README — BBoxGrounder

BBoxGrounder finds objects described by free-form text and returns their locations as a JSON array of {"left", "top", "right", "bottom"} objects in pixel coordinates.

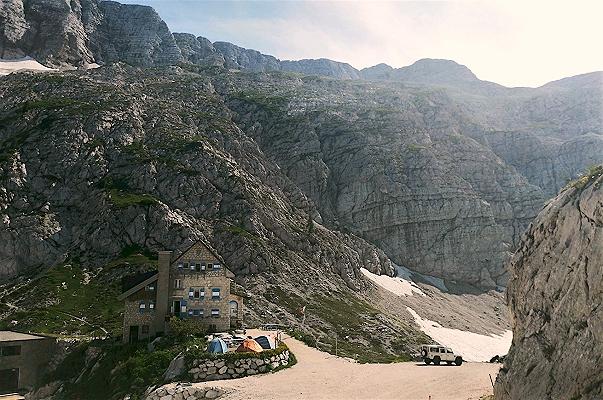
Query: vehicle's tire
[
  {"left": 446, "top": 361, "right": 453, "bottom": 365},
  {"left": 433, "top": 356, "right": 441, "bottom": 365},
  {"left": 455, "top": 356, "right": 463, "bottom": 366},
  {"left": 421, "top": 349, "right": 428, "bottom": 358},
  {"left": 424, "top": 358, "right": 432, "bottom": 365}
]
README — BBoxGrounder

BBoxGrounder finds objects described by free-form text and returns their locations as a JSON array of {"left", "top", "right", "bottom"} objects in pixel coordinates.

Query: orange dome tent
[{"left": 235, "top": 338, "right": 263, "bottom": 353}]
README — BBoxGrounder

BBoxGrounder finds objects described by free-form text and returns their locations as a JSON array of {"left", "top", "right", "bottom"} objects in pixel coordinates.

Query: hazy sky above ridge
[{"left": 118, "top": 0, "right": 603, "bottom": 88}]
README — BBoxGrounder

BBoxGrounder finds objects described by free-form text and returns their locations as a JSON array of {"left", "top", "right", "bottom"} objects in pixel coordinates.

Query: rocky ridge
[
  {"left": 0, "top": 0, "right": 601, "bottom": 288},
  {"left": 494, "top": 166, "right": 603, "bottom": 400}
]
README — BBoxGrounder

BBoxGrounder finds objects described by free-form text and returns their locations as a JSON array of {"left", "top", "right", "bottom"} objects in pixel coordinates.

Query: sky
[{"left": 118, "top": 0, "right": 603, "bottom": 88}]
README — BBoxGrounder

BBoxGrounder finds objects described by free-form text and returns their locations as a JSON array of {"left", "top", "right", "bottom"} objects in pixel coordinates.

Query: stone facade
[
  {"left": 121, "top": 242, "right": 243, "bottom": 342},
  {"left": 0, "top": 331, "right": 55, "bottom": 393},
  {"left": 122, "top": 281, "right": 159, "bottom": 343}
]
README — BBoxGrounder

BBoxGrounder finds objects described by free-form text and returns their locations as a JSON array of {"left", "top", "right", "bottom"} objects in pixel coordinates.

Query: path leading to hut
[{"left": 179, "top": 330, "right": 502, "bottom": 400}]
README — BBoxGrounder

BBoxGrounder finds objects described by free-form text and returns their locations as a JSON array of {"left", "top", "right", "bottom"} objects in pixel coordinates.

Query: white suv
[{"left": 420, "top": 345, "right": 463, "bottom": 366}]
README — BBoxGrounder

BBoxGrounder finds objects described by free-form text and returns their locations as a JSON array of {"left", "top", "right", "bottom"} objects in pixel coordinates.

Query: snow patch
[
  {"left": 406, "top": 307, "right": 512, "bottom": 362},
  {"left": 360, "top": 268, "right": 425, "bottom": 297},
  {"left": 0, "top": 57, "right": 55, "bottom": 75}
]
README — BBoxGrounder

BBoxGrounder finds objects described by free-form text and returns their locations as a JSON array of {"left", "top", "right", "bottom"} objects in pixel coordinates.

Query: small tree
[
  {"left": 168, "top": 317, "right": 207, "bottom": 339},
  {"left": 306, "top": 214, "right": 315, "bottom": 235}
]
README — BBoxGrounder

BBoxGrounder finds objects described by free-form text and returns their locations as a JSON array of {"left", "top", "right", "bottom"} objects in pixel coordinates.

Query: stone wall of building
[
  {"left": 170, "top": 272, "right": 238, "bottom": 331},
  {"left": 123, "top": 298, "right": 158, "bottom": 342},
  {"left": 1, "top": 336, "right": 55, "bottom": 391}
]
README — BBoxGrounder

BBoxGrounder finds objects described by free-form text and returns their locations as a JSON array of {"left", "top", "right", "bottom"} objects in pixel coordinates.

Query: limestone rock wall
[{"left": 494, "top": 169, "right": 603, "bottom": 400}]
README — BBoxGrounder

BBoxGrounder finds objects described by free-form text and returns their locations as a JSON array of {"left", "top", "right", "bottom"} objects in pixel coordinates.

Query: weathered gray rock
[
  {"left": 163, "top": 353, "right": 185, "bottom": 381},
  {"left": 91, "top": 0, "right": 182, "bottom": 66},
  {"left": 173, "top": 33, "right": 223, "bottom": 66},
  {"left": 281, "top": 58, "right": 360, "bottom": 79},
  {"left": 494, "top": 168, "right": 603, "bottom": 400}
]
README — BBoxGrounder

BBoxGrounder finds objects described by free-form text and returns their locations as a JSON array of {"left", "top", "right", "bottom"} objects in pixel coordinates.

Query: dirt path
[{"left": 187, "top": 330, "right": 502, "bottom": 400}]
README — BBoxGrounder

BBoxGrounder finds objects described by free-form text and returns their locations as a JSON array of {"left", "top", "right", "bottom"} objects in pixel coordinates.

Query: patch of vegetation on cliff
[
  {"left": 108, "top": 189, "right": 159, "bottom": 208},
  {"left": 570, "top": 164, "right": 603, "bottom": 190},
  {"left": 99, "top": 176, "right": 159, "bottom": 208},
  {"left": 0, "top": 264, "right": 123, "bottom": 336},
  {"left": 286, "top": 290, "right": 416, "bottom": 363},
  {"left": 232, "top": 90, "right": 288, "bottom": 113},
  {"left": 0, "top": 253, "right": 157, "bottom": 337}
]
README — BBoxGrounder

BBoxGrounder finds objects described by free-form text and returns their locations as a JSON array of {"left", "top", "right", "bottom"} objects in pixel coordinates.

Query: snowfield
[
  {"left": 407, "top": 307, "right": 512, "bottom": 362},
  {"left": 361, "top": 265, "right": 512, "bottom": 362},
  {"left": 360, "top": 267, "right": 425, "bottom": 296},
  {"left": 0, "top": 57, "right": 55, "bottom": 75}
]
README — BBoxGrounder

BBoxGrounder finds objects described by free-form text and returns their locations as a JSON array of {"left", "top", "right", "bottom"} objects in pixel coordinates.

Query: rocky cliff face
[
  {"left": 281, "top": 58, "right": 360, "bottom": 79},
  {"left": 494, "top": 166, "right": 603, "bottom": 400},
  {"left": 220, "top": 73, "right": 544, "bottom": 287},
  {"left": 0, "top": 0, "right": 182, "bottom": 67},
  {"left": 0, "top": 0, "right": 96, "bottom": 65},
  {"left": 173, "top": 33, "right": 224, "bottom": 66},
  {"left": 0, "top": 0, "right": 601, "bottom": 289},
  {"left": 90, "top": 0, "right": 182, "bottom": 66}
]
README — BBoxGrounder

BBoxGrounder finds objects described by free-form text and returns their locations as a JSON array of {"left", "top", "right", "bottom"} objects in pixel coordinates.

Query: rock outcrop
[
  {"left": 281, "top": 58, "right": 360, "bottom": 79},
  {"left": 90, "top": 0, "right": 182, "bottom": 66},
  {"left": 212, "top": 41, "right": 281, "bottom": 72},
  {"left": 494, "top": 167, "right": 603, "bottom": 400},
  {"left": 173, "top": 33, "right": 224, "bottom": 66},
  {"left": 0, "top": 0, "right": 182, "bottom": 67}
]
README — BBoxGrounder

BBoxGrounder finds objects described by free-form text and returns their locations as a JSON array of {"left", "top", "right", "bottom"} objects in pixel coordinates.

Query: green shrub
[{"left": 168, "top": 316, "right": 208, "bottom": 338}]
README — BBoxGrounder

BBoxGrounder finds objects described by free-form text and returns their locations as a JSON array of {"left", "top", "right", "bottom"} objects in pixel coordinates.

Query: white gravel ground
[{"left": 186, "top": 330, "right": 502, "bottom": 400}]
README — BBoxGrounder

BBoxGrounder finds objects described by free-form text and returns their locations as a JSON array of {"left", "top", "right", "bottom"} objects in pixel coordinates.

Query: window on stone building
[
  {"left": 207, "top": 263, "right": 213, "bottom": 270},
  {"left": 177, "top": 262, "right": 183, "bottom": 269},
  {"left": 213, "top": 264, "right": 221, "bottom": 270},
  {"left": 212, "top": 288, "right": 221, "bottom": 299},
  {"left": 211, "top": 309, "right": 220, "bottom": 317},
  {"left": 195, "top": 263, "right": 204, "bottom": 272},
  {"left": 149, "top": 301, "right": 155, "bottom": 310},
  {"left": 145, "top": 283, "right": 155, "bottom": 291},
  {"left": 174, "top": 279, "right": 182, "bottom": 289},
  {"left": 190, "top": 262, "right": 196, "bottom": 271},
  {"left": 139, "top": 301, "right": 146, "bottom": 312},
  {"left": 0, "top": 345, "right": 21, "bottom": 356}
]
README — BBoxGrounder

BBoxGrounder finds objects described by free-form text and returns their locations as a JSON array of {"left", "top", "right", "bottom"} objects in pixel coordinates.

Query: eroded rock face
[
  {"left": 0, "top": 66, "right": 393, "bottom": 285},
  {"left": 213, "top": 41, "right": 281, "bottom": 72},
  {"left": 0, "top": 0, "right": 182, "bottom": 67},
  {"left": 173, "top": 33, "right": 224, "bottom": 66},
  {"left": 281, "top": 58, "right": 360, "bottom": 79},
  {"left": 92, "top": 0, "right": 182, "bottom": 66},
  {"left": 494, "top": 169, "right": 603, "bottom": 400},
  {"left": 0, "top": 0, "right": 96, "bottom": 65}
]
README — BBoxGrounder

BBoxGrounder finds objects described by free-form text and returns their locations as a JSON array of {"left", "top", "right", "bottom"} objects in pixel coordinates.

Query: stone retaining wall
[
  {"left": 187, "top": 349, "right": 291, "bottom": 381},
  {"left": 146, "top": 384, "right": 225, "bottom": 400}
]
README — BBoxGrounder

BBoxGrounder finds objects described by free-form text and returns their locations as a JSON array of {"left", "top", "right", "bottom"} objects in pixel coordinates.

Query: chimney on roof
[{"left": 155, "top": 250, "right": 172, "bottom": 333}]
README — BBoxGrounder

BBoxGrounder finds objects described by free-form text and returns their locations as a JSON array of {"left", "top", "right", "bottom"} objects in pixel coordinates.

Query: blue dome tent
[{"left": 207, "top": 337, "right": 228, "bottom": 354}]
